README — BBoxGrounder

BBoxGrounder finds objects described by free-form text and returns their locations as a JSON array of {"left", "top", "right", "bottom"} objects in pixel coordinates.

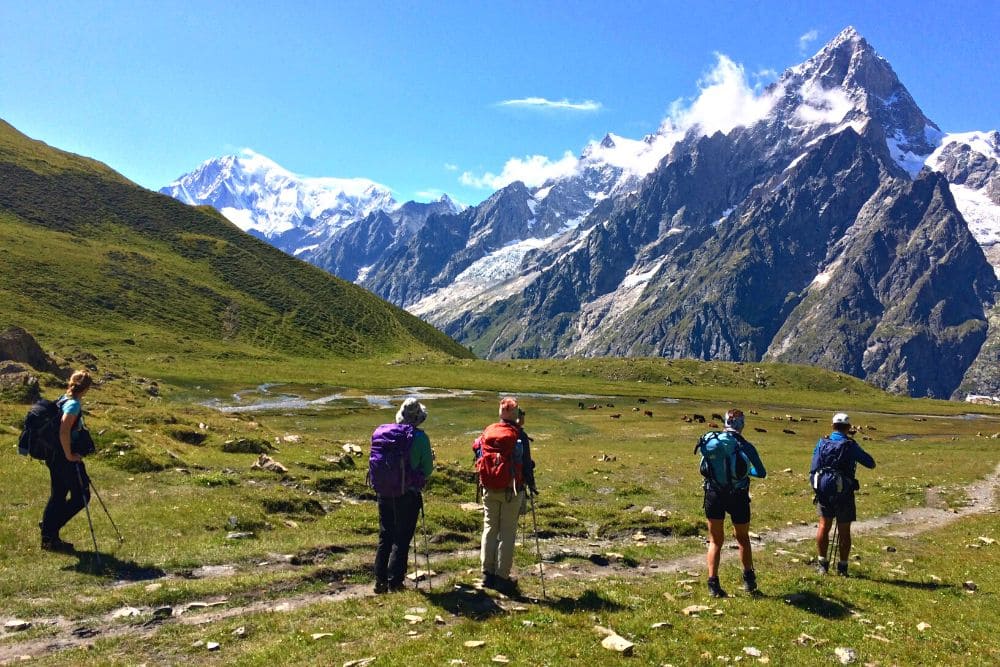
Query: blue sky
[{"left": 2, "top": 0, "right": 998, "bottom": 205}]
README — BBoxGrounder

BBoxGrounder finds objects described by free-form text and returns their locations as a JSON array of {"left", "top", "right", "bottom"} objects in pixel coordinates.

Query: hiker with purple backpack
[{"left": 369, "top": 398, "right": 434, "bottom": 593}]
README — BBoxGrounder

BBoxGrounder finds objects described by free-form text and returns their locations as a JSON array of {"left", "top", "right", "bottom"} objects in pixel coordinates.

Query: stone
[
  {"left": 232, "top": 626, "right": 246, "bottom": 637},
  {"left": 144, "top": 583, "right": 162, "bottom": 592},
  {"left": 834, "top": 647, "right": 857, "bottom": 664},
  {"left": 464, "top": 640, "right": 486, "bottom": 648},
  {"left": 4, "top": 619, "right": 31, "bottom": 632},
  {"left": 311, "top": 633, "right": 334, "bottom": 640},
  {"left": 651, "top": 621, "right": 672, "bottom": 629},
  {"left": 916, "top": 622, "right": 931, "bottom": 632},
  {"left": 492, "top": 656, "right": 511, "bottom": 663},
  {"left": 744, "top": 647, "right": 762, "bottom": 657},
  {"left": 883, "top": 546, "right": 897, "bottom": 552},
  {"left": 111, "top": 607, "right": 143, "bottom": 619},
  {"left": 601, "top": 634, "right": 635, "bottom": 655},
  {"left": 226, "top": 531, "right": 255, "bottom": 540},
  {"left": 978, "top": 536, "right": 996, "bottom": 545},
  {"left": 682, "top": 605, "right": 712, "bottom": 616},
  {"left": 963, "top": 581, "right": 978, "bottom": 591},
  {"left": 343, "top": 659, "right": 376, "bottom": 667},
  {"left": 403, "top": 615, "right": 424, "bottom": 624},
  {"left": 460, "top": 502, "right": 482, "bottom": 512},
  {"left": 251, "top": 454, "right": 288, "bottom": 474},
  {"left": 152, "top": 606, "right": 173, "bottom": 619},
  {"left": 206, "top": 642, "right": 220, "bottom": 651},
  {"left": 406, "top": 569, "right": 436, "bottom": 581},
  {"left": 342, "top": 443, "right": 363, "bottom": 456}
]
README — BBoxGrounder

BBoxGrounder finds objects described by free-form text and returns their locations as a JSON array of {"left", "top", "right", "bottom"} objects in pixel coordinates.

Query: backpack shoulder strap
[{"left": 694, "top": 431, "right": 719, "bottom": 454}]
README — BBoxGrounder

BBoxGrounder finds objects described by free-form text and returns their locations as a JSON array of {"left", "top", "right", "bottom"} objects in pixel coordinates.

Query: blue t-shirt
[{"left": 61, "top": 395, "right": 84, "bottom": 440}]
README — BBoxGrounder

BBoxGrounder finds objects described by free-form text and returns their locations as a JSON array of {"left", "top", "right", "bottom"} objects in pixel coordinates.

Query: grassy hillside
[{"left": 0, "top": 119, "right": 472, "bottom": 360}]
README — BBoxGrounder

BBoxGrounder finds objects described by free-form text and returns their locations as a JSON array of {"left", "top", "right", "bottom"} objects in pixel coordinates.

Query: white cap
[{"left": 832, "top": 412, "right": 850, "bottom": 425}]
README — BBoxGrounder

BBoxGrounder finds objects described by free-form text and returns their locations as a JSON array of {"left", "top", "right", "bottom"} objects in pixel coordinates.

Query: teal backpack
[{"left": 694, "top": 431, "right": 749, "bottom": 488}]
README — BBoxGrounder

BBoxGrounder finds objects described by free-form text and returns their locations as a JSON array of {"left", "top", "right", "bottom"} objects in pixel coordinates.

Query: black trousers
[
  {"left": 374, "top": 491, "right": 422, "bottom": 586},
  {"left": 41, "top": 455, "right": 90, "bottom": 539}
]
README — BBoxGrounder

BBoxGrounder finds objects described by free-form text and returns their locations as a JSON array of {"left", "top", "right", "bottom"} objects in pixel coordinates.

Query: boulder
[{"left": 0, "top": 327, "right": 69, "bottom": 378}]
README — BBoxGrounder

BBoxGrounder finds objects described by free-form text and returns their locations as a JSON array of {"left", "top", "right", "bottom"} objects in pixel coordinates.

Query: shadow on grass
[
  {"left": 782, "top": 591, "right": 854, "bottom": 619},
  {"left": 420, "top": 585, "right": 627, "bottom": 620},
  {"left": 65, "top": 551, "right": 166, "bottom": 580},
  {"left": 852, "top": 574, "right": 954, "bottom": 591}
]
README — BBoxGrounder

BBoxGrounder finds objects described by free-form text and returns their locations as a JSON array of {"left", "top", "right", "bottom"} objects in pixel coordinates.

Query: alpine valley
[{"left": 163, "top": 28, "right": 1000, "bottom": 401}]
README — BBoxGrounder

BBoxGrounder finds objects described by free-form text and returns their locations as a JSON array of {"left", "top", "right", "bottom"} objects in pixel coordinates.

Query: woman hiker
[
  {"left": 369, "top": 397, "right": 434, "bottom": 593},
  {"left": 40, "top": 369, "right": 93, "bottom": 552}
]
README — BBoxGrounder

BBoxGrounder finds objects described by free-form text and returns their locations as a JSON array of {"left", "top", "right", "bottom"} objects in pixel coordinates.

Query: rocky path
[{"left": 2, "top": 462, "right": 998, "bottom": 664}]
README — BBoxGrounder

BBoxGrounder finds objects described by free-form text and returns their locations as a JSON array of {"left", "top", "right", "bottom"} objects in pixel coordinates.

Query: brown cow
[{"left": 643, "top": 410, "right": 654, "bottom": 418}]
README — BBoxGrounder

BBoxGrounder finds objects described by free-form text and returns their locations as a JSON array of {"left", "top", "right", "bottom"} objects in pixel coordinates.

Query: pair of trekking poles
[{"left": 75, "top": 464, "right": 125, "bottom": 569}]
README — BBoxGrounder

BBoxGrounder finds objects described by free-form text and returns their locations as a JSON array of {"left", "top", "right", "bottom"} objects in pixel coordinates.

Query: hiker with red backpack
[
  {"left": 474, "top": 397, "right": 536, "bottom": 595},
  {"left": 694, "top": 408, "right": 766, "bottom": 598},
  {"left": 811, "top": 412, "right": 876, "bottom": 576},
  {"left": 369, "top": 398, "right": 434, "bottom": 593}
]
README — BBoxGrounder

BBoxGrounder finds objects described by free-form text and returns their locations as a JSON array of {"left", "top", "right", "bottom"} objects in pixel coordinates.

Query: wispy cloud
[
  {"left": 498, "top": 97, "right": 602, "bottom": 112},
  {"left": 460, "top": 151, "right": 579, "bottom": 189},
  {"left": 443, "top": 163, "right": 458, "bottom": 172},
  {"left": 464, "top": 53, "right": 787, "bottom": 191},
  {"left": 799, "top": 29, "right": 819, "bottom": 54}
]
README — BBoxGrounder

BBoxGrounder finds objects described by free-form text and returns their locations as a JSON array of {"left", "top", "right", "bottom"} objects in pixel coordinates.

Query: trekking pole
[
  {"left": 528, "top": 491, "right": 546, "bottom": 599},
  {"left": 88, "top": 478, "right": 124, "bottom": 543},
  {"left": 76, "top": 465, "right": 102, "bottom": 570},
  {"left": 420, "top": 499, "right": 432, "bottom": 591}
]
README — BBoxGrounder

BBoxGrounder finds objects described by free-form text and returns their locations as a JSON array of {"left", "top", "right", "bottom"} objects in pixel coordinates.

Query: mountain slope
[{"left": 0, "top": 120, "right": 472, "bottom": 360}]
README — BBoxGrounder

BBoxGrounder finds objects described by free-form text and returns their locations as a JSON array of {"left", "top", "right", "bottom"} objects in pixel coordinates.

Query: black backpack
[
  {"left": 810, "top": 436, "right": 855, "bottom": 505},
  {"left": 17, "top": 397, "right": 68, "bottom": 460}
]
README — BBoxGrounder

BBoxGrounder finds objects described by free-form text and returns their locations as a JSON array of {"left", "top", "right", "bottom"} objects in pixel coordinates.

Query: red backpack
[{"left": 475, "top": 422, "right": 523, "bottom": 491}]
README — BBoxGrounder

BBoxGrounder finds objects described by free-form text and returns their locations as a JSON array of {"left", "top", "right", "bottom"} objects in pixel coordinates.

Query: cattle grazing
[
  {"left": 610, "top": 413, "right": 621, "bottom": 419},
  {"left": 708, "top": 422, "right": 720, "bottom": 429},
  {"left": 753, "top": 427, "right": 767, "bottom": 433},
  {"left": 711, "top": 413, "right": 724, "bottom": 422},
  {"left": 637, "top": 398, "right": 648, "bottom": 403},
  {"left": 606, "top": 403, "right": 615, "bottom": 408},
  {"left": 692, "top": 414, "right": 706, "bottom": 423},
  {"left": 578, "top": 401, "right": 585, "bottom": 409},
  {"left": 749, "top": 409, "right": 759, "bottom": 415},
  {"left": 782, "top": 428, "right": 796, "bottom": 435},
  {"left": 588, "top": 404, "right": 599, "bottom": 410},
  {"left": 643, "top": 410, "right": 654, "bottom": 418},
  {"left": 632, "top": 407, "right": 640, "bottom": 412}
]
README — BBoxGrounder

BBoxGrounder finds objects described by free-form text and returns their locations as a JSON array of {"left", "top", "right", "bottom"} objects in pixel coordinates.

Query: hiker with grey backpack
[
  {"left": 368, "top": 397, "right": 434, "bottom": 593},
  {"left": 694, "top": 408, "right": 766, "bottom": 598},
  {"left": 811, "top": 412, "right": 875, "bottom": 576}
]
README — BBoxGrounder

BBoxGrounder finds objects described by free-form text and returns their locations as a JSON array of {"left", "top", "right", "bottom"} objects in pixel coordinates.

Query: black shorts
[
  {"left": 816, "top": 493, "right": 857, "bottom": 523},
  {"left": 704, "top": 483, "right": 751, "bottom": 524}
]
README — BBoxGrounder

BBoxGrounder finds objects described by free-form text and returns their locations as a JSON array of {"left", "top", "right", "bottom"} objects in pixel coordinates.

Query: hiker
[
  {"left": 369, "top": 397, "right": 433, "bottom": 593},
  {"left": 812, "top": 412, "right": 876, "bottom": 576},
  {"left": 40, "top": 370, "right": 93, "bottom": 552},
  {"left": 695, "top": 408, "right": 766, "bottom": 597},
  {"left": 475, "top": 396, "right": 536, "bottom": 595}
]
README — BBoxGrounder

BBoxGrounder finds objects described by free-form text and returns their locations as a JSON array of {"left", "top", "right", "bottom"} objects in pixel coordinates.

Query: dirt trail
[{"left": 3, "top": 462, "right": 998, "bottom": 665}]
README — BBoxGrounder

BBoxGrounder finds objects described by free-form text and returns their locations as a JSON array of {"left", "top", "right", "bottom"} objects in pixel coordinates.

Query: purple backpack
[{"left": 368, "top": 423, "right": 425, "bottom": 497}]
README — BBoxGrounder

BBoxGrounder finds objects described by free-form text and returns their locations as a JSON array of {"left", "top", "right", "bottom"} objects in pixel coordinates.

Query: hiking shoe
[
  {"left": 836, "top": 562, "right": 849, "bottom": 577},
  {"left": 41, "top": 536, "right": 74, "bottom": 553},
  {"left": 387, "top": 581, "right": 405, "bottom": 592},
  {"left": 707, "top": 577, "right": 728, "bottom": 598},
  {"left": 481, "top": 572, "right": 497, "bottom": 589},
  {"left": 816, "top": 558, "right": 830, "bottom": 575},
  {"left": 742, "top": 569, "right": 758, "bottom": 594},
  {"left": 373, "top": 580, "right": 389, "bottom": 594},
  {"left": 492, "top": 576, "right": 520, "bottom": 596}
]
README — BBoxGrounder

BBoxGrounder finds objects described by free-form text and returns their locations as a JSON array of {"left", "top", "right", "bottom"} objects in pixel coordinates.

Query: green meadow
[{"left": 2, "top": 353, "right": 998, "bottom": 665}]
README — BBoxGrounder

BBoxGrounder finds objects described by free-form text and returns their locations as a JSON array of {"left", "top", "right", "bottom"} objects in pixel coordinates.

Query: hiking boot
[
  {"left": 387, "top": 580, "right": 405, "bottom": 592},
  {"left": 816, "top": 558, "right": 830, "bottom": 575},
  {"left": 836, "top": 561, "right": 849, "bottom": 577},
  {"left": 492, "top": 576, "right": 520, "bottom": 596},
  {"left": 707, "top": 577, "right": 728, "bottom": 598},
  {"left": 41, "top": 536, "right": 74, "bottom": 553},
  {"left": 481, "top": 572, "right": 497, "bottom": 589},
  {"left": 373, "top": 580, "right": 389, "bottom": 594},
  {"left": 742, "top": 569, "right": 758, "bottom": 594}
]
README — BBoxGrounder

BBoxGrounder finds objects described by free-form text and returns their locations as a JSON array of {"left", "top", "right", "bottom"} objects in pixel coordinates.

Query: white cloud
[
  {"left": 443, "top": 163, "right": 458, "bottom": 171},
  {"left": 799, "top": 29, "right": 819, "bottom": 53},
  {"left": 498, "top": 97, "right": 603, "bottom": 112},
  {"left": 460, "top": 151, "right": 579, "bottom": 189},
  {"left": 667, "top": 54, "right": 785, "bottom": 137},
  {"left": 464, "top": 53, "right": 786, "bottom": 191},
  {"left": 794, "top": 81, "right": 854, "bottom": 125}
]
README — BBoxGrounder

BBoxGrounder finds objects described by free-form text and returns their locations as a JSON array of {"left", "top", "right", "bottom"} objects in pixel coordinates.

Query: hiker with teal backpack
[
  {"left": 694, "top": 408, "right": 766, "bottom": 597},
  {"left": 368, "top": 398, "right": 433, "bottom": 593},
  {"left": 811, "top": 412, "right": 875, "bottom": 576}
]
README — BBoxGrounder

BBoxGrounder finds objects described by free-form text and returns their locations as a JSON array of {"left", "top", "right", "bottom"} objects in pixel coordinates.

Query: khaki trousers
[{"left": 480, "top": 486, "right": 524, "bottom": 578}]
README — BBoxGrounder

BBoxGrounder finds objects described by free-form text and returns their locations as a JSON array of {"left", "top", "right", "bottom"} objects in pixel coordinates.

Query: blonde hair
[{"left": 67, "top": 370, "right": 93, "bottom": 396}]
